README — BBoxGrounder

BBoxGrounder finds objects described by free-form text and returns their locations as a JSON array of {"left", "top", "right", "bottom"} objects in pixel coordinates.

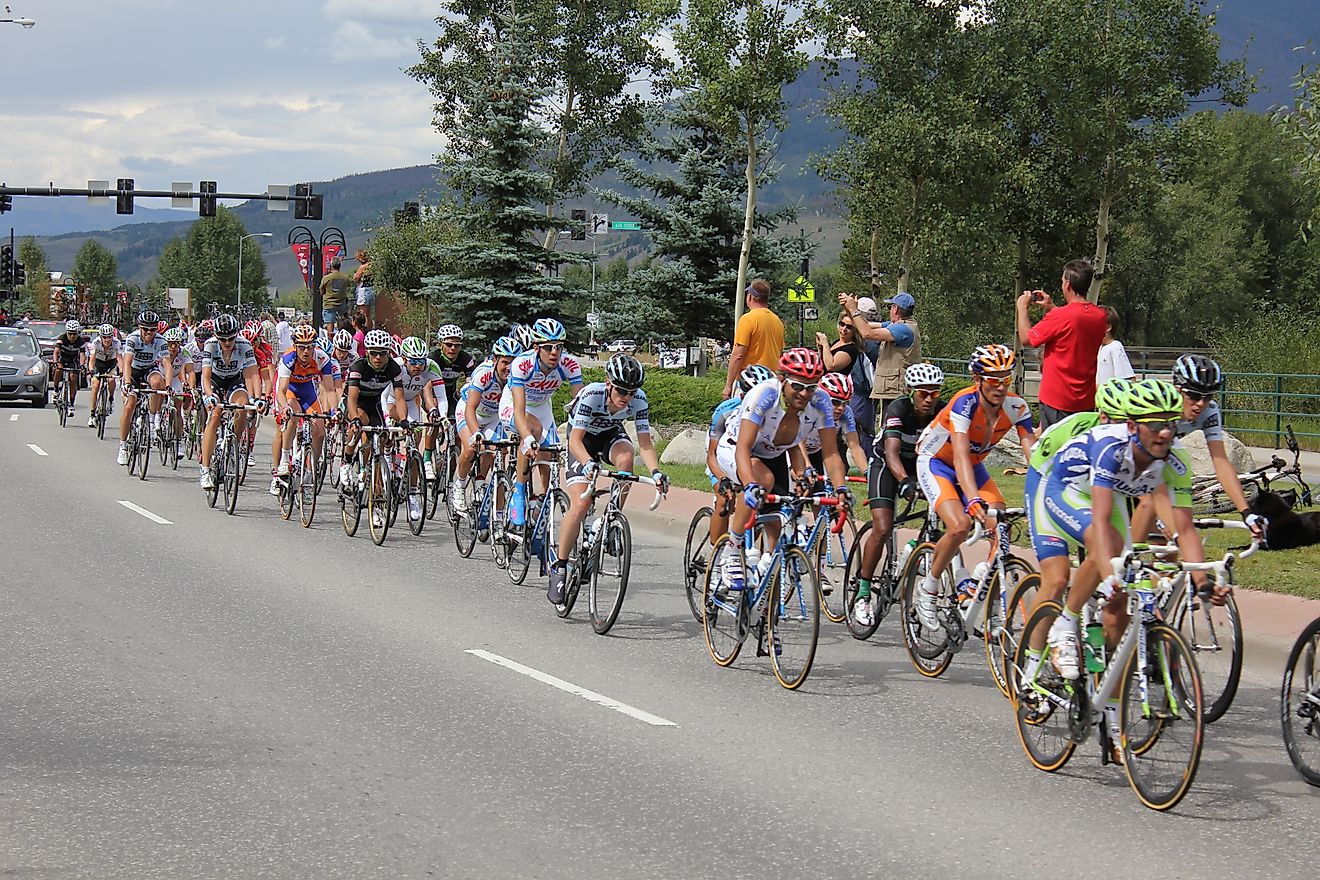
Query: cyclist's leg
[
  {"left": 917, "top": 456, "right": 972, "bottom": 580},
  {"left": 119, "top": 371, "right": 143, "bottom": 442},
  {"left": 860, "top": 454, "right": 898, "bottom": 580},
  {"left": 605, "top": 432, "right": 635, "bottom": 507}
]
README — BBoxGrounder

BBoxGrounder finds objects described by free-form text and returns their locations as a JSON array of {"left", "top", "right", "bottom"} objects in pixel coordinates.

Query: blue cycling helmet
[
  {"left": 492, "top": 335, "right": 522, "bottom": 358},
  {"left": 531, "top": 317, "right": 566, "bottom": 343}
]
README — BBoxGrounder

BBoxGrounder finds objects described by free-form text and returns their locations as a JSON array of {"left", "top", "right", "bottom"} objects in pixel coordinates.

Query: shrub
[{"left": 552, "top": 366, "right": 727, "bottom": 426}]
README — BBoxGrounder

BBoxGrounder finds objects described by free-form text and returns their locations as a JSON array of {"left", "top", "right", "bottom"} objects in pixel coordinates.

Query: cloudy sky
[{"left": 0, "top": 0, "right": 441, "bottom": 194}]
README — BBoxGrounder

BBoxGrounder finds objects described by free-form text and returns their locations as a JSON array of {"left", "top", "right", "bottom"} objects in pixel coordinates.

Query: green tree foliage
[
  {"left": 72, "top": 239, "right": 118, "bottom": 295},
  {"left": 418, "top": 11, "right": 571, "bottom": 344},
  {"left": 1272, "top": 56, "right": 1320, "bottom": 239},
  {"left": 16, "top": 237, "right": 49, "bottom": 304},
  {"left": 366, "top": 204, "right": 465, "bottom": 298},
  {"left": 150, "top": 207, "right": 269, "bottom": 311}
]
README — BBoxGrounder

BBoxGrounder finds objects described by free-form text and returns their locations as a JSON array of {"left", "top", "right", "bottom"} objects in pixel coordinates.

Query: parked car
[
  {"left": 604, "top": 338, "right": 637, "bottom": 353},
  {"left": 0, "top": 327, "right": 49, "bottom": 406},
  {"left": 24, "top": 320, "right": 64, "bottom": 360}
]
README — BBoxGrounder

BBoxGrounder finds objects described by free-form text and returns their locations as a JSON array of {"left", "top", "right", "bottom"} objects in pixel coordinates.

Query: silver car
[{"left": 0, "top": 327, "right": 49, "bottom": 406}]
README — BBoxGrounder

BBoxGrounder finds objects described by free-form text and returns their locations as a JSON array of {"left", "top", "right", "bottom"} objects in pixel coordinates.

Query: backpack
[{"left": 851, "top": 339, "right": 878, "bottom": 397}]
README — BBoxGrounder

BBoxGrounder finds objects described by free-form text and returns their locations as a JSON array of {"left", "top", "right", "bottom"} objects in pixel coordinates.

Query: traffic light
[
  {"left": 199, "top": 180, "right": 217, "bottom": 218},
  {"left": 116, "top": 178, "right": 134, "bottom": 215},
  {"left": 570, "top": 209, "right": 586, "bottom": 241},
  {"left": 0, "top": 245, "right": 11, "bottom": 287},
  {"left": 0, "top": 191, "right": 10, "bottom": 214},
  {"left": 294, "top": 183, "right": 322, "bottom": 220},
  {"left": 12, "top": 262, "right": 25, "bottom": 287}
]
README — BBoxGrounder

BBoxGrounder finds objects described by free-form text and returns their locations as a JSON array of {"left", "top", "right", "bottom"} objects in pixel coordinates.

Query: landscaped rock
[{"left": 660, "top": 428, "right": 710, "bottom": 466}]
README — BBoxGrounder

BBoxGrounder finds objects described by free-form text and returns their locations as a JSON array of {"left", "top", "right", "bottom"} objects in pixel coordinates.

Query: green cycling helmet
[
  {"left": 1094, "top": 378, "right": 1132, "bottom": 420},
  {"left": 400, "top": 336, "right": 429, "bottom": 359},
  {"left": 1124, "top": 378, "right": 1181, "bottom": 419}
]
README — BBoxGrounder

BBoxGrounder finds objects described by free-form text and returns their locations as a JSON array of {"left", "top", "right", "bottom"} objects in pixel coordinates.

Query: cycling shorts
[
  {"left": 867, "top": 454, "right": 915, "bottom": 510},
  {"left": 715, "top": 438, "right": 790, "bottom": 495},
  {"left": 91, "top": 359, "right": 118, "bottom": 377},
  {"left": 56, "top": 352, "right": 83, "bottom": 368},
  {"left": 566, "top": 426, "right": 632, "bottom": 485},
  {"left": 916, "top": 455, "right": 1004, "bottom": 512},
  {"left": 499, "top": 401, "right": 559, "bottom": 445},
  {"left": 1027, "top": 465, "right": 1129, "bottom": 561},
  {"left": 211, "top": 374, "right": 247, "bottom": 403},
  {"left": 285, "top": 381, "right": 322, "bottom": 414},
  {"left": 457, "top": 412, "right": 503, "bottom": 443},
  {"left": 356, "top": 396, "right": 387, "bottom": 428},
  {"left": 129, "top": 365, "right": 162, "bottom": 390}
]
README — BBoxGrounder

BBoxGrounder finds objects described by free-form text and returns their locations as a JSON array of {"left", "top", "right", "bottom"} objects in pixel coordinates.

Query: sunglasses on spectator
[
  {"left": 785, "top": 378, "right": 818, "bottom": 394},
  {"left": 1180, "top": 390, "right": 1214, "bottom": 402}
]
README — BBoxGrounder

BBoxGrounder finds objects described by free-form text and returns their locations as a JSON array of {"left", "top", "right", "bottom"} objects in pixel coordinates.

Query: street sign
[
  {"left": 803, "top": 307, "right": 819, "bottom": 320},
  {"left": 586, "top": 312, "right": 601, "bottom": 329},
  {"left": 171, "top": 181, "right": 192, "bottom": 208},
  {"left": 609, "top": 220, "right": 642, "bottom": 231},
  {"left": 787, "top": 274, "right": 815, "bottom": 303},
  {"left": 591, "top": 213, "right": 609, "bottom": 235}
]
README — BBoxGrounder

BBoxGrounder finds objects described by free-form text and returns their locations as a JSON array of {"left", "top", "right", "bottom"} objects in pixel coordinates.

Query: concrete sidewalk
[{"left": 1246, "top": 443, "right": 1320, "bottom": 482}]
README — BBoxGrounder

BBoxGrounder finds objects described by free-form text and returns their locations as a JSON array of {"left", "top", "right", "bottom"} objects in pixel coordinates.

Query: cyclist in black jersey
[
  {"left": 51, "top": 321, "right": 90, "bottom": 416},
  {"left": 429, "top": 323, "right": 476, "bottom": 421},
  {"left": 853, "top": 363, "right": 946, "bottom": 627},
  {"left": 340, "top": 329, "right": 408, "bottom": 491}
]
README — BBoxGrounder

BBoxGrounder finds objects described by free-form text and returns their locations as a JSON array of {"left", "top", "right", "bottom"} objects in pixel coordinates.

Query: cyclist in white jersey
[
  {"left": 116, "top": 311, "right": 170, "bottom": 466},
  {"left": 453, "top": 335, "right": 521, "bottom": 514},
  {"left": 87, "top": 324, "right": 122, "bottom": 428},
  {"left": 388, "top": 337, "right": 447, "bottom": 488},
  {"left": 198, "top": 314, "right": 265, "bottom": 490},
  {"left": 160, "top": 328, "right": 195, "bottom": 459},
  {"left": 502, "top": 318, "right": 584, "bottom": 526},
  {"left": 546, "top": 354, "right": 669, "bottom": 607}
]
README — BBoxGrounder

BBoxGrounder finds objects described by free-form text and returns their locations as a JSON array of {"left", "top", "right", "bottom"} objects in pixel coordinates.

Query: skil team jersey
[
  {"left": 124, "top": 330, "right": 170, "bottom": 371},
  {"left": 708, "top": 396, "right": 742, "bottom": 439},
  {"left": 346, "top": 355, "right": 404, "bottom": 400},
  {"left": 916, "top": 386, "right": 1035, "bottom": 465},
  {"left": 278, "top": 347, "right": 335, "bottom": 385},
  {"left": 724, "top": 377, "right": 836, "bottom": 458},
  {"left": 202, "top": 338, "right": 258, "bottom": 380},
  {"left": 501, "top": 350, "right": 583, "bottom": 409},
  {"left": 569, "top": 382, "right": 651, "bottom": 436},
  {"left": 462, "top": 363, "right": 507, "bottom": 420},
  {"left": 1045, "top": 422, "right": 1193, "bottom": 505}
]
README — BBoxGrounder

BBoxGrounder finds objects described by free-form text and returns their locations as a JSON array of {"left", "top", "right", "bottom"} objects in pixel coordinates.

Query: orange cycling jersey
[{"left": 915, "top": 386, "right": 1034, "bottom": 466}]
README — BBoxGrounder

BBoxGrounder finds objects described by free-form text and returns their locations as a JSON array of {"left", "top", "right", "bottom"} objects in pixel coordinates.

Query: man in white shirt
[
  {"left": 1095, "top": 306, "right": 1135, "bottom": 383},
  {"left": 275, "top": 316, "right": 293, "bottom": 353}
]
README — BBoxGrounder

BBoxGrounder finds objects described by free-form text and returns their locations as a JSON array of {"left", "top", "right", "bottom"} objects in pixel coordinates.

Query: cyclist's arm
[
  {"left": 787, "top": 443, "right": 808, "bottom": 483},
  {"left": 201, "top": 364, "right": 215, "bottom": 399},
  {"left": 242, "top": 364, "right": 260, "bottom": 400},
  {"left": 567, "top": 425, "right": 591, "bottom": 471},
  {"left": 275, "top": 374, "right": 291, "bottom": 410},
  {"left": 162, "top": 358, "right": 175, "bottom": 389},
  {"left": 346, "top": 385, "right": 364, "bottom": 421},
  {"left": 883, "top": 435, "right": 908, "bottom": 481},
  {"left": 706, "top": 435, "right": 726, "bottom": 480},
  {"left": 1169, "top": 504, "right": 1206, "bottom": 568},
  {"left": 844, "top": 429, "right": 867, "bottom": 473},
  {"left": 420, "top": 381, "right": 439, "bottom": 417},
  {"left": 1207, "top": 439, "right": 1253, "bottom": 518},
  {"left": 1087, "top": 484, "right": 1120, "bottom": 565},
  {"left": 511, "top": 385, "right": 533, "bottom": 442},
  {"left": 722, "top": 345, "right": 748, "bottom": 398},
  {"left": 817, "top": 427, "right": 848, "bottom": 491},
  {"left": 389, "top": 382, "right": 408, "bottom": 422},
  {"left": 1017, "top": 424, "right": 1036, "bottom": 457},
  {"left": 463, "top": 386, "right": 481, "bottom": 432},
  {"left": 733, "top": 416, "right": 759, "bottom": 486},
  {"left": 636, "top": 427, "right": 661, "bottom": 476}
]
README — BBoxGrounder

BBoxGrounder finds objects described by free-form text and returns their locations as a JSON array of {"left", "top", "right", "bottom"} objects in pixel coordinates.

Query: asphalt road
[{"left": 1, "top": 402, "right": 1316, "bottom": 879}]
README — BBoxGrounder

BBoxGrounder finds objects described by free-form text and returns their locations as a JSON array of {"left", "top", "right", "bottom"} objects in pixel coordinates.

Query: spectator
[
  {"left": 319, "top": 256, "right": 353, "bottom": 335},
  {"left": 722, "top": 278, "right": 785, "bottom": 399},
  {"left": 816, "top": 305, "right": 866, "bottom": 460},
  {"left": 351, "top": 313, "right": 370, "bottom": 355},
  {"left": 275, "top": 312, "right": 293, "bottom": 353},
  {"left": 839, "top": 290, "right": 922, "bottom": 425},
  {"left": 353, "top": 249, "right": 376, "bottom": 324},
  {"left": 1015, "top": 259, "right": 1109, "bottom": 429},
  {"left": 1095, "top": 305, "right": 1135, "bottom": 383}
]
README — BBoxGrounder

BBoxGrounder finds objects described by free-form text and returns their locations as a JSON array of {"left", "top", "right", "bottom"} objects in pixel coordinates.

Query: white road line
[
  {"left": 116, "top": 500, "right": 173, "bottom": 525},
  {"left": 9, "top": 414, "right": 18, "bottom": 421},
  {"left": 465, "top": 649, "right": 677, "bottom": 727},
  {"left": 27, "top": 443, "right": 47, "bottom": 456}
]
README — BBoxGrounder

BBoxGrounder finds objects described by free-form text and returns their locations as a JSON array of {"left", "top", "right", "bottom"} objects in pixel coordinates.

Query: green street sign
[
  {"left": 609, "top": 220, "right": 642, "bottom": 231},
  {"left": 787, "top": 275, "right": 815, "bottom": 303}
]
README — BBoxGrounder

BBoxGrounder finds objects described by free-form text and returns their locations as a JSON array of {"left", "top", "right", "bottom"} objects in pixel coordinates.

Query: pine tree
[{"left": 420, "top": 11, "right": 572, "bottom": 344}]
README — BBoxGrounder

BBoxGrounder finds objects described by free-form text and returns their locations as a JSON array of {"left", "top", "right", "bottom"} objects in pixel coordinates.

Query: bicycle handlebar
[{"left": 578, "top": 469, "right": 665, "bottom": 511}]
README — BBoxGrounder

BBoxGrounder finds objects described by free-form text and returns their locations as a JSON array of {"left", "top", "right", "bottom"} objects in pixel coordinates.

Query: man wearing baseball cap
[{"left": 838, "top": 289, "right": 922, "bottom": 427}]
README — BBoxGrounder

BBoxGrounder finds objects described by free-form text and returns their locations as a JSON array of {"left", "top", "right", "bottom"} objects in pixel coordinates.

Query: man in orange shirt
[{"left": 722, "top": 279, "right": 785, "bottom": 399}]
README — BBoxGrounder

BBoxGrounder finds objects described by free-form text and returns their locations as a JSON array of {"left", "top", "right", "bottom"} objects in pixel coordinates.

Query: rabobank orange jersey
[
  {"left": 277, "top": 347, "right": 334, "bottom": 385},
  {"left": 915, "top": 386, "right": 1034, "bottom": 465}
]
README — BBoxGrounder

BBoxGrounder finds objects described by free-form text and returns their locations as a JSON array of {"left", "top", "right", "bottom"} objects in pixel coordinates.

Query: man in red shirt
[{"left": 1015, "top": 259, "right": 1109, "bottom": 430}]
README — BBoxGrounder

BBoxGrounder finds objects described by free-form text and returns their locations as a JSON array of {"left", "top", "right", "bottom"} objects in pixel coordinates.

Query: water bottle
[
  {"left": 895, "top": 538, "right": 917, "bottom": 573},
  {"left": 744, "top": 548, "right": 762, "bottom": 583},
  {"left": 757, "top": 552, "right": 774, "bottom": 581},
  {"left": 1085, "top": 623, "right": 1107, "bottom": 674},
  {"left": 795, "top": 519, "right": 811, "bottom": 546},
  {"left": 970, "top": 561, "right": 991, "bottom": 600},
  {"left": 588, "top": 517, "right": 603, "bottom": 544},
  {"left": 953, "top": 565, "right": 975, "bottom": 604}
]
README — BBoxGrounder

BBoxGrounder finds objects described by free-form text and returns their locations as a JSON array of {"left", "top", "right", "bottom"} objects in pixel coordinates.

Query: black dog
[{"left": 1249, "top": 490, "right": 1320, "bottom": 550}]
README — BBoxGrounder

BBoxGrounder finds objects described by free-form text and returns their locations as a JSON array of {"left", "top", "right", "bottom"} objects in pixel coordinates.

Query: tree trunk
[
  {"left": 733, "top": 122, "right": 758, "bottom": 326},
  {"left": 542, "top": 83, "right": 577, "bottom": 255},
  {"left": 1090, "top": 156, "right": 1113, "bottom": 303},
  {"left": 869, "top": 227, "right": 882, "bottom": 297},
  {"left": 895, "top": 178, "right": 921, "bottom": 295},
  {"left": 1014, "top": 233, "right": 1029, "bottom": 296}
]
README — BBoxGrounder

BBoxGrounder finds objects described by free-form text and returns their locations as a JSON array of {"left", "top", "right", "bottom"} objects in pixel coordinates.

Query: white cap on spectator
[{"left": 856, "top": 297, "right": 879, "bottom": 319}]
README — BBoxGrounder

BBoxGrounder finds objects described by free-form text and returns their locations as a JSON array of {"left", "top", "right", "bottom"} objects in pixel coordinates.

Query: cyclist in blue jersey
[
  {"left": 453, "top": 336, "right": 521, "bottom": 514},
  {"left": 705, "top": 364, "right": 775, "bottom": 546}
]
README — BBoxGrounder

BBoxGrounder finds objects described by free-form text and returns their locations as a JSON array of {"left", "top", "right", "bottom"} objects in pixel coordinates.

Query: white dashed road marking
[
  {"left": 27, "top": 444, "right": 47, "bottom": 456},
  {"left": 117, "top": 500, "right": 173, "bottom": 525}
]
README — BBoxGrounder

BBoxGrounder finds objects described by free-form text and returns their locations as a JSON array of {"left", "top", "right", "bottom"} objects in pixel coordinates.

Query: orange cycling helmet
[
  {"left": 969, "top": 343, "right": 1015, "bottom": 376},
  {"left": 291, "top": 324, "right": 317, "bottom": 345},
  {"left": 779, "top": 347, "right": 825, "bottom": 381}
]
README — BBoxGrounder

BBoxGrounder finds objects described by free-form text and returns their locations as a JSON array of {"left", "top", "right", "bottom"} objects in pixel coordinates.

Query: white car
[{"left": 604, "top": 338, "right": 637, "bottom": 353}]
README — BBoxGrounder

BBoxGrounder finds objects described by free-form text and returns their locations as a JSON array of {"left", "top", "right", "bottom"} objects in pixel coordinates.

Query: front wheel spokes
[
  {"left": 768, "top": 545, "right": 821, "bottom": 690},
  {"left": 588, "top": 512, "right": 632, "bottom": 635},
  {"left": 299, "top": 445, "right": 318, "bottom": 528},
  {"left": 1171, "top": 589, "right": 1242, "bottom": 724},
  {"left": 816, "top": 514, "right": 854, "bottom": 624},
  {"left": 224, "top": 430, "right": 241, "bottom": 515},
  {"left": 1121, "top": 624, "right": 1205, "bottom": 811},
  {"left": 1011, "top": 600, "right": 1079, "bottom": 773},
  {"left": 897, "top": 544, "right": 953, "bottom": 678},
  {"left": 406, "top": 451, "right": 426, "bottom": 536},
  {"left": 983, "top": 557, "right": 1038, "bottom": 700},
  {"left": 843, "top": 522, "right": 883, "bottom": 641},
  {"left": 368, "top": 454, "right": 390, "bottom": 545},
  {"left": 682, "top": 507, "right": 714, "bottom": 623},
  {"left": 701, "top": 535, "right": 747, "bottom": 667},
  {"left": 1282, "top": 617, "right": 1320, "bottom": 787}
]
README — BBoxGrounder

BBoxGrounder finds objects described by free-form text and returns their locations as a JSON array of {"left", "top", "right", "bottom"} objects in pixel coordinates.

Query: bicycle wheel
[
  {"left": 682, "top": 506, "right": 714, "bottom": 623},
  {"left": 768, "top": 545, "right": 821, "bottom": 690},
  {"left": 126, "top": 417, "right": 141, "bottom": 476},
  {"left": 95, "top": 387, "right": 109, "bottom": 440},
  {"left": 299, "top": 443, "right": 318, "bottom": 528},
  {"left": 206, "top": 440, "right": 222, "bottom": 509},
  {"left": 538, "top": 489, "right": 571, "bottom": 597},
  {"left": 278, "top": 468, "right": 295, "bottom": 520},
  {"left": 489, "top": 470, "right": 513, "bottom": 570},
  {"left": 429, "top": 443, "right": 454, "bottom": 520},
  {"left": 897, "top": 543, "right": 953, "bottom": 677},
  {"left": 1011, "top": 600, "right": 1080, "bottom": 772},
  {"left": 406, "top": 451, "right": 427, "bottom": 536},
  {"left": 368, "top": 454, "right": 391, "bottom": 545},
  {"left": 1169, "top": 589, "right": 1242, "bottom": 723},
  {"left": 223, "top": 433, "right": 240, "bottom": 515},
  {"left": 57, "top": 382, "right": 68, "bottom": 428},
  {"left": 169, "top": 421, "right": 181, "bottom": 470},
  {"left": 506, "top": 496, "right": 536, "bottom": 586},
  {"left": 1281, "top": 616, "right": 1320, "bottom": 787},
  {"left": 701, "top": 535, "right": 747, "bottom": 667},
  {"left": 1000, "top": 571, "right": 1043, "bottom": 705},
  {"left": 983, "top": 557, "right": 1037, "bottom": 700},
  {"left": 1120, "top": 624, "right": 1204, "bottom": 811},
  {"left": 340, "top": 458, "right": 363, "bottom": 537},
  {"left": 452, "top": 478, "right": 480, "bottom": 557},
  {"left": 815, "top": 512, "right": 855, "bottom": 624},
  {"left": 843, "top": 522, "right": 883, "bottom": 641},
  {"left": 237, "top": 431, "right": 252, "bottom": 487},
  {"left": 136, "top": 412, "right": 151, "bottom": 482},
  {"left": 589, "top": 512, "right": 632, "bottom": 635}
]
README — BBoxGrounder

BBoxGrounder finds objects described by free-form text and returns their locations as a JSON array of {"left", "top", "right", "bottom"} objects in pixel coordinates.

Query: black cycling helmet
[
  {"left": 605, "top": 353, "right": 645, "bottom": 391},
  {"left": 137, "top": 309, "right": 160, "bottom": 328},
  {"left": 213, "top": 314, "right": 240, "bottom": 339},
  {"left": 1171, "top": 353, "right": 1223, "bottom": 394}
]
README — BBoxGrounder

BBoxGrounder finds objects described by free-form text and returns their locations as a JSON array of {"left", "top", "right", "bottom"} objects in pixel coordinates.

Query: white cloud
[
  {"left": 263, "top": 36, "right": 287, "bottom": 50},
  {"left": 327, "top": 20, "right": 417, "bottom": 61},
  {"left": 322, "top": 0, "right": 436, "bottom": 24}
]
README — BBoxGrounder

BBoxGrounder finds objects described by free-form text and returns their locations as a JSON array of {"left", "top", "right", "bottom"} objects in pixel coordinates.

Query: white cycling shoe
[
  {"left": 200, "top": 468, "right": 215, "bottom": 490},
  {"left": 1048, "top": 620, "right": 1082, "bottom": 680},
  {"left": 853, "top": 595, "right": 875, "bottom": 627},
  {"left": 276, "top": 457, "right": 290, "bottom": 476},
  {"left": 423, "top": 459, "right": 436, "bottom": 481},
  {"left": 269, "top": 477, "right": 282, "bottom": 497},
  {"left": 116, "top": 445, "right": 129, "bottom": 466},
  {"left": 408, "top": 498, "right": 422, "bottom": 522},
  {"left": 915, "top": 586, "right": 941, "bottom": 631}
]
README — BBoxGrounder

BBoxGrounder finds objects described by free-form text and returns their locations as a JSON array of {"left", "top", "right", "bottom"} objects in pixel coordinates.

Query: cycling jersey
[
  {"left": 53, "top": 333, "right": 90, "bottom": 364},
  {"left": 878, "top": 395, "right": 943, "bottom": 460},
  {"left": 1176, "top": 399, "right": 1226, "bottom": 443},
  {"left": 803, "top": 403, "right": 855, "bottom": 454},
  {"left": 461, "top": 363, "right": 506, "bottom": 421},
  {"left": 389, "top": 357, "right": 445, "bottom": 404},
  {"left": 253, "top": 342, "right": 274, "bottom": 371},
  {"left": 89, "top": 337, "right": 122, "bottom": 369},
  {"left": 162, "top": 347, "right": 193, "bottom": 386},
  {"left": 915, "top": 386, "right": 1034, "bottom": 465},
  {"left": 1028, "top": 411, "right": 1101, "bottom": 470},
  {"left": 429, "top": 348, "right": 477, "bottom": 410},
  {"left": 202, "top": 338, "right": 258, "bottom": 382},
  {"left": 278, "top": 347, "right": 334, "bottom": 385},
  {"left": 503, "top": 350, "right": 584, "bottom": 407},
  {"left": 346, "top": 355, "right": 404, "bottom": 400},
  {"left": 708, "top": 396, "right": 742, "bottom": 440},
  {"left": 723, "top": 377, "right": 836, "bottom": 458},
  {"left": 568, "top": 382, "right": 651, "bottom": 436},
  {"left": 183, "top": 341, "right": 206, "bottom": 374},
  {"left": 123, "top": 330, "right": 169, "bottom": 372}
]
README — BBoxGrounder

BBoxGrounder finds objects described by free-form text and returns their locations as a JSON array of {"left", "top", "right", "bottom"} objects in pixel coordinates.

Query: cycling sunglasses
[
  {"left": 215, "top": 333, "right": 237, "bottom": 342},
  {"left": 611, "top": 385, "right": 639, "bottom": 398},
  {"left": 366, "top": 348, "right": 391, "bottom": 356},
  {"left": 406, "top": 357, "right": 428, "bottom": 366},
  {"left": 1179, "top": 389, "right": 1215, "bottom": 402},
  {"left": 538, "top": 343, "right": 564, "bottom": 353},
  {"left": 1133, "top": 417, "right": 1178, "bottom": 433},
  {"left": 912, "top": 387, "right": 941, "bottom": 399},
  {"left": 979, "top": 374, "right": 1013, "bottom": 388},
  {"left": 785, "top": 378, "right": 818, "bottom": 394}
]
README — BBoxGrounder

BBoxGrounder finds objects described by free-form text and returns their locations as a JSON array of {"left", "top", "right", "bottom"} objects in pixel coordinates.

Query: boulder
[
  {"left": 660, "top": 428, "right": 710, "bottom": 466},
  {"left": 985, "top": 434, "right": 1027, "bottom": 472},
  {"left": 1179, "top": 430, "right": 1256, "bottom": 477}
]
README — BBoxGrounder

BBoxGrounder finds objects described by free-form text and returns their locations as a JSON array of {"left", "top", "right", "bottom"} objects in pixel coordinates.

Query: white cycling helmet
[
  {"left": 531, "top": 317, "right": 566, "bottom": 343},
  {"left": 98, "top": 323, "right": 114, "bottom": 338},
  {"left": 436, "top": 323, "right": 463, "bottom": 342},
  {"left": 65, "top": 320, "right": 82, "bottom": 333},
  {"left": 737, "top": 364, "right": 775, "bottom": 395},
  {"left": 363, "top": 329, "right": 393, "bottom": 351},
  {"left": 492, "top": 335, "right": 522, "bottom": 358},
  {"left": 163, "top": 327, "right": 184, "bottom": 343},
  {"left": 905, "top": 362, "right": 945, "bottom": 388},
  {"left": 333, "top": 329, "right": 355, "bottom": 351}
]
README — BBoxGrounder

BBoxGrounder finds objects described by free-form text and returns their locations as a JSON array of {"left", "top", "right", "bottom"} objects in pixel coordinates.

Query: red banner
[
  {"left": 322, "top": 243, "right": 343, "bottom": 274},
  {"left": 291, "top": 242, "right": 312, "bottom": 289}
]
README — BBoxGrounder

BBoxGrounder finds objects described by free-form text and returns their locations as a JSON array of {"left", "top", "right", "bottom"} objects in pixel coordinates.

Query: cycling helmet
[
  {"left": 65, "top": 320, "right": 82, "bottom": 333},
  {"left": 511, "top": 323, "right": 536, "bottom": 352},
  {"left": 333, "top": 329, "right": 355, "bottom": 351},
  {"left": 1094, "top": 378, "right": 1132, "bottom": 420},
  {"left": 1171, "top": 353, "right": 1223, "bottom": 394},
  {"left": 137, "top": 310, "right": 159, "bottom": 327},
  {"left": 389, "top": 334, "right": 402, "bottom": 356},
  {"left": 213, "top": 314, "right": 240, "bottom": 338},
  {"left": 969, "top": 343, "right": 1015, "bottom": 375},
  {"left": 605, "top": 353, "right": 645, "bottom": 391},
  {"left": 1125, "top": 378, "right": 1182, "bottom": 418},
  {"left": 240, "top": 324, "right": 260, "bottom": 344},
  {"left": 363, "top": 329, "right": 393, "bottom": 351},
  {"left": 291, "top": 324, "right": 317, "bottom": 345},
  {"left": 436, "top": 323, "right": 463, "bottom": 342},
  {"left": 905, "top": 362, "right": 945, "bottom": 388},
  {"left": 261, "top": 320, "right": 278, "bottom": 345},
  {"left": 820, "top": 372, "right": 853, "bottom": 402},
  {"left": 779, "top": 347, "right": 825, "bottom": 381},
  {"left": 316, "top": 330, "right": 331, "bottom": 353},
  {"left": 157, "top": 320, "right": 169, "bottom": 334},
  {"left": 401, "top": 336, "right": 429, "bottom": 359},
  {"left": 531, "top": 317, "right": 566, "bottom": 343},
  {"left": 98, "top": 323, "right": 114, "bottom": 338},
  {"left": 737, "top": 364, "right": 775, "bottom": 395},
  {"left": 492, "top": 335, "right": 522, "bottom": 358},
  {"left": 163, "top": 327, "right": 184, "bottom": 344},
  {"left": 198, "top": 319, "right": 215, "bottom": 335}
]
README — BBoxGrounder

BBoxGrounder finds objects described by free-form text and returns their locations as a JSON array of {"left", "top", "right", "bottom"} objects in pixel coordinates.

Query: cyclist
[
  {"left": 705, "top": 364, "right": 776, "bottom": 547},
  {"left": 429, "top": 324, "right": 476, "bottom": 424},
  {"left": 452, "top": 335, "right": 522, "bottom": 515},
  {"left": 341, "top": 328, "right": 408, "bottom": 527},
  {"left": 852, "top": 362, "right": 946, "bottom": 627},
  {"left": 388, "top": 336, "right": 446, "bottom": 518},
  {"left": 803, "top": 372, "right": 869, "bottom": 482},
  {"left": 330, "top": 328, "right": 357, "bottom": 397},
  {"left": 116, "top": 312, "right": 170, "bottom": 467},
  {"left": 1025, "top": 378, "right": 1204, "bottom": 680},
  {"left": 199, "top": 314, "right": 266, "bottom": 490},
  {"left": 502, "top": 318, "right": 584, "bottom": 526},
  {"left": 160, "top": 327, "right": 194, "bottom": 459},
  {"left": 912, "top": 344, "right": 1035, "bottom": 630},
  {"left": 270, "top": 324, "right": 337, "bottom": 496},
  {"left": 51, "top": 319, "right": 90, "bottom": 417},
  {"left": 87, "top": 323, "right": 122, "bottom": 428},
  {"left": 547, "top": 354, "right": 669, "bottom": 607},
  {"left": 716, "top": 348, "right": 850, "bottom": 594}
]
